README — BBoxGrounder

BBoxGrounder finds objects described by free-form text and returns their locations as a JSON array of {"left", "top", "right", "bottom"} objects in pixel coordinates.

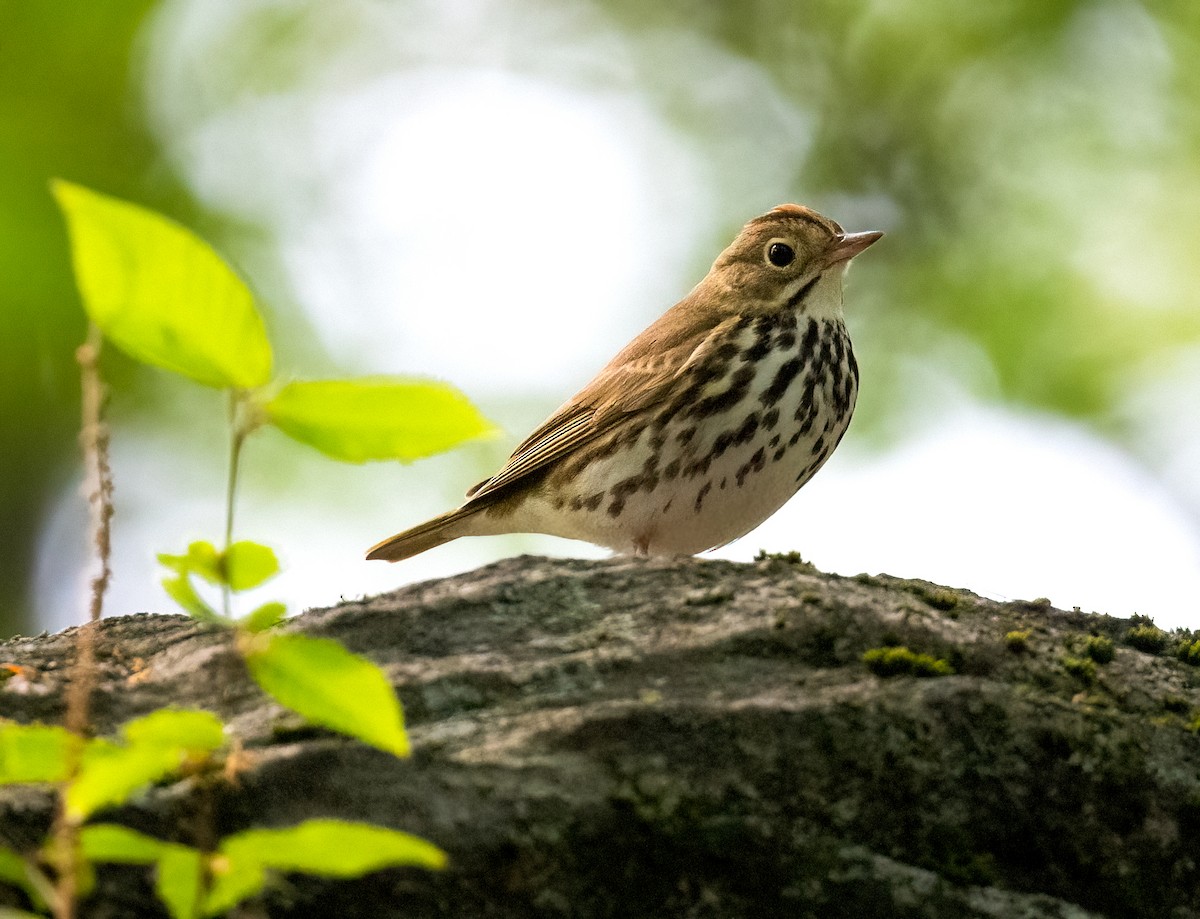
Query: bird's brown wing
[{"left": 463, "top": 310, "right": 740, "bottom": 507}]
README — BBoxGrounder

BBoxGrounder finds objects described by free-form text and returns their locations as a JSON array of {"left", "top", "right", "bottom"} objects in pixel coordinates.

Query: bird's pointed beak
[{"left": 823, "top": 230, "right": 883, "bottom": 267}]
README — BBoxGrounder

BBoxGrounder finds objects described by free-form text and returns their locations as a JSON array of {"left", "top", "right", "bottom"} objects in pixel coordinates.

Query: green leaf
[
  {"left": 242, "top": 634, "right": 409, "bottom": 756},
  {"left": 121, "top": 709, "right": 225, "bottom": 753},
  {"left": 67, "top": 710, "right": 225, "bottom": 820},
  {"left": 222, "top": 542, "right": 279, "bottom": 591},
  {"left": 51, "top": 179, "right": 272, "bottom": 389},
  {"left": 157, "top": 552, "right": 188, "bottom": 576},
  {"left": 202, "top": 857, "right": 265, "bottom": 917},
  {"left": 204, "top": 820, "right": 444, "bottom": 915},
  {"left": 79, "top": 824, "right": 166, "bottom": 864},
  {"left": 160, "top": 572, "right": 222, "bottom": 623},
  {"left": 68, "top": 743, "right": 180, "bottom": 820},
  {"left": 158, "top": 545, "right": 226, "bottom": 622},
  {"left": 184, "top": 542, "right": 223, "bottom": 585},
  {"left": 0, "top": 847, "right": 47, "bottom": 912},
  {"left": 240, "top": 601, "right": 287, "bottom": 634},
  {"left": 155, "top": 845, "right": 204, "bottom": 919},
  {"left": 0, "top": 723, "right": 73, "bottom": 783},
  {"left": 158, "top": 541, "right": 225, "bottom": 585},
  {"left": 80, "top": 827, "right": 203, "bottom": 919},
  {"left": 0, "top": 847, "right": 28, "bottom": 885},
  {"left": 158, "top": 541, "right": 278, "bottom": 618},
  {"left": 262, "top": 377, "right": 497, "bottom": 463},
  {"left": 0, "top": 907, "right": 49, "bottom": 919},
  {"left": 225, "top": 820, "right": 446, "bottom": 875}
]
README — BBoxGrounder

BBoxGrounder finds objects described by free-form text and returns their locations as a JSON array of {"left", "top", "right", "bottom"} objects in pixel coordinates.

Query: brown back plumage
[
  {"left": 457, "top": 207, "right": 842, "bottom": 503},
  {"left": 366, "top": 204, "right": 858, "bottom": 562}
]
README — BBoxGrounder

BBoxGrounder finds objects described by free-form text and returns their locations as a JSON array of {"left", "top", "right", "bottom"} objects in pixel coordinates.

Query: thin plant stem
[
  {"left": 222, "top": 390, "right": 246, "bottom": 619},
  {"left": 50, "top": 324, "right": 115, "bottom": 919}
]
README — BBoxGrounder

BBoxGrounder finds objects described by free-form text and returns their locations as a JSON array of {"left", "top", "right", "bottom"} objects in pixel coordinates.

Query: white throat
[{"left": 801, "top": 269, "right": 847, "bottom": 321}]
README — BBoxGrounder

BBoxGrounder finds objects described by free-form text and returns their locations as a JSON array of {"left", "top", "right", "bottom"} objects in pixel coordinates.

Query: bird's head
[{"left": 708, "top": 204, "right": 881, "bottom": 317}]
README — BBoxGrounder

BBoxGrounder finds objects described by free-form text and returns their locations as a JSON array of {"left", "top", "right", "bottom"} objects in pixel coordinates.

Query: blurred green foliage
[
  {"left": 1, "top": 711, "right": 443, "bottom": 915},
  {"left": 3, "top": 0, "right": 1199, "bottom": 637},
  {"left": 606, "top": 0, "right": 1200, "bottom": 429},
  {"left": 0, "top": 3, "right": 164, "bottom": 634},
  {"left": 52, "top": 174, "right": 485, "bottom": 763}
]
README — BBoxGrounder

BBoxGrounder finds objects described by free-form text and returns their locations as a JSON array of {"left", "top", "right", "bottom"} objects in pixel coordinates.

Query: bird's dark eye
[{"left": 767, "top": 242, "right": 795, "bottom": 267}]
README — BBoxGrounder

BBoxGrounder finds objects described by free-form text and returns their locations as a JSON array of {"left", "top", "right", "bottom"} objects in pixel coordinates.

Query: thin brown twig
[
  {"left": 68, "top": 323, "right": 112, "bottom": 721},
  {"left": 49, "top": 324, "right": 115, "bottom": 919}
]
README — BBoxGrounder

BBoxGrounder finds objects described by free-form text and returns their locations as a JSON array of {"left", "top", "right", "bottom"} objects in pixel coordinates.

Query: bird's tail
[{"left": 365, "top": 506, "right": 481, "bottom": 562}]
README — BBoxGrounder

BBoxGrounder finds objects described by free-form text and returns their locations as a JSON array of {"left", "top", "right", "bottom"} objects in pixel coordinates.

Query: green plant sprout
[
  {"left": 0, "top": 180, "right": 489, "bottom": 917},
  {"left": 0, "top": 712, "right": 445, "bottom": 917},
  {"left": 49, "top": 178, "right": 495, "bottom": 753},
  {"left": 51, "top": 177, "right": 492, "bottom": 611}
]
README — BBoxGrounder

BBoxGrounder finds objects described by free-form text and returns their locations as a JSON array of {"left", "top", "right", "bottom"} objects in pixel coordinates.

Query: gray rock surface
[{"left": 2, "top": 555, "right": 1199, "bottom": 917}]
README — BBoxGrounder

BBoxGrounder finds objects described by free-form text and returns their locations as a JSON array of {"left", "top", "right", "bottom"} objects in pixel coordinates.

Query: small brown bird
[{"left": 367, "top": 204, "right": 881, "bottom": 562}]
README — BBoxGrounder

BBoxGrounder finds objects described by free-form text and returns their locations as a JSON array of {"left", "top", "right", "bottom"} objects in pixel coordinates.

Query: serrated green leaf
[
  {"left": 243, "top": 634, "right": 409, "bottom": 756},
  {"left": 240, "top": 601, "right": 286, "bottom": 634},
  {"left": 156, "top": 845, "right": 204, "bottom": 919},
  {"left": 121, "top": 709, "right": 225, "bottom": 753},
  {"left": 185, "top": 542, "right": 223, "bottom": 585},
  {"left": 222, "top": 542, "right": 279, "bottom": 591},
  {"left": 224, "top": 820, "right": 446, "bottom": 876},
  {"left": 51, "top": 179, "right": 272, "bottom": 389},
  {"left": 0, "top": 723, "right": 73, "bottom": 783},
  {"left": 79, "top": 824, "right": 166, "bottom": 864},
  {"left": 262, "top": 377, "right": 497, "bottom": 463}
]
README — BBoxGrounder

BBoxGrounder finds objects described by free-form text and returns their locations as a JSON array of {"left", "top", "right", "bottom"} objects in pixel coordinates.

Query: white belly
[{"left": 496, "top": 315, "right": 857, "bottom": 555}]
